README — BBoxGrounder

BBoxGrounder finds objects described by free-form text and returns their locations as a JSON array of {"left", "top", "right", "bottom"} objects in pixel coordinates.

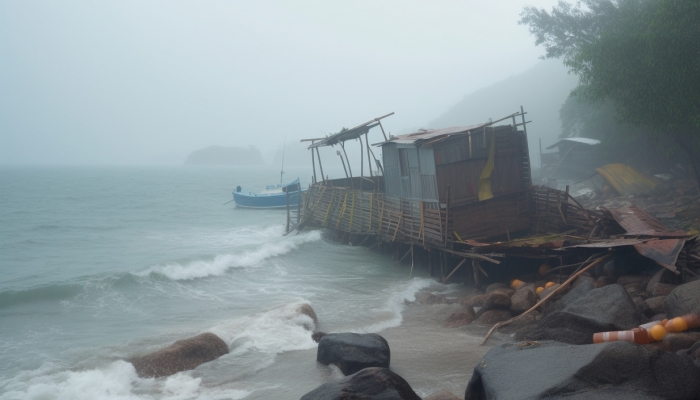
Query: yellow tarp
[
  {"left": 595, "top": 163, "right": 659, "bottom": 197},
  {"left": 478, "top": 129, "right": 496, "bottom": 201}
]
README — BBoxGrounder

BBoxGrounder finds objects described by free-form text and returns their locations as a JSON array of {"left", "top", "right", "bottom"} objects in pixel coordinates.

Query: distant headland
[{"left": 183, "top": 145, "right": 264, "bottom": 166}]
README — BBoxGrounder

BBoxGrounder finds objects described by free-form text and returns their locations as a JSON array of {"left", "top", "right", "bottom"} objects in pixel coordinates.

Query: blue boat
[{"left": 232, "top": 178, "right": 304, "bottom": 209}]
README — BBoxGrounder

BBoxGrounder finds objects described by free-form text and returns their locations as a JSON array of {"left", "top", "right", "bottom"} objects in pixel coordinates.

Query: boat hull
[{"left": 232, "top": 190, "right": 303, "bottom": 209}]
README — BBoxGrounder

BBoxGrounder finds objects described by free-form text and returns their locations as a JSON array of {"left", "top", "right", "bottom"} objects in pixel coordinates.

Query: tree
[{"left": 521, "top": 0, "right": 700, "bottom": 188}]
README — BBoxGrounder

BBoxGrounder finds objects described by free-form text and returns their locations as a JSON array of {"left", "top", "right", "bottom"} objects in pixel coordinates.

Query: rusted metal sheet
[
  {"left": 567, "top": 239, "right": 647, "bottom": 248},
  {"left": 608, "top": 205, "right": 687, "bottom": 237},
  {"left": 381, "top": 124, "right": 487, "bottom": 145},
  {"left": 633, "top": 239, "right": 685, "bottom": 273}
]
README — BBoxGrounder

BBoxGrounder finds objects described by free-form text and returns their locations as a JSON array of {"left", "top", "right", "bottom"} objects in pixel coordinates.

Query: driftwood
[{"left": 480, "top": 253, "right": 612, "bottom": 346}]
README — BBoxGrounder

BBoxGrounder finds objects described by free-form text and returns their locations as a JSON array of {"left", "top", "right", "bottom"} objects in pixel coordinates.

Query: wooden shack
[{"left": 378, "top": 112, "right": 532, "bottom": 240}]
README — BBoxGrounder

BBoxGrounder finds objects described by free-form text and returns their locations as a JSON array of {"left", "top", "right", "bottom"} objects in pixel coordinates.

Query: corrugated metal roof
[
  {"left": 375, "top": 123, "right": 487, "bottom": 146},
  {"left": 545, "top": 137, "right": 601, "bottom": 149}
]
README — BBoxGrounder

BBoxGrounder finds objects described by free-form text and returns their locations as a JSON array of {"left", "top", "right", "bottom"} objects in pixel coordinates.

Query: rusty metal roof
[
  {"left": 375, "top": 123, "right": 488, "bottom": 146},
  {"left": 608, "top": 205, "right": 687, "bottom": 237}
]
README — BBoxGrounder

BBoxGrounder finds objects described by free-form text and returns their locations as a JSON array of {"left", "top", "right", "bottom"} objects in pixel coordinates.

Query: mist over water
[{"left": 0, "top": 166, "right": 484, "bottom": 399}]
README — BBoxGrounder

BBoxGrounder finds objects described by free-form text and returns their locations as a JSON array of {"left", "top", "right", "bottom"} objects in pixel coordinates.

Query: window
[{"left": 398, "top": 148, "right": 409, "bottom": 177}]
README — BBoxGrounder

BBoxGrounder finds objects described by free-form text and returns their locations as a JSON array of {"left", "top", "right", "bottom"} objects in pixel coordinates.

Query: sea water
[{"left": 0, "top": 166, "right": 491, "bottom": 400}]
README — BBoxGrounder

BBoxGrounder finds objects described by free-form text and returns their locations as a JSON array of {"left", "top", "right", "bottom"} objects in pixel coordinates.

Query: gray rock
[
  {"left": 510, "top": 288, "right": 535, "bottom": 315},
  {"left": 560, "top": 280, "right": 595, "bottom": 308},
  {"left": 646, "top": 268, "right": 674, "bottom": 295},
  {"left": 423, "top": 390, "right": 461, "bottom": 400},
  {"left": 524, "top": 284, "right": 642, "bottom": 345},
  {"left": 129, "top": 333, "right": 229, "bottom": 378},
  {"left": 664, "top": 280, "right": 700, "bottom": 318},
  {"left": 474, "top": 309, "right": 511, "bottom": 326},
  {"left": 300, "top": 367, "right": 420, "bottom": 400},
  {"left": 316, "top": 333, "right": 390, "bottom": 376},
  {"left": 662, "top": 332, "right": 700, "bottom": 353},
  {"left": 572, "top": 275, "right": 595, "bottom": 288},
  {"left": 644, "top": 296, "right": 667, "bottom": 317},
  {"left": 444, "top": 308, "right": 475, "bottom": 328},
  {"left": 464, "top": 341, "right": 700, "bottom": 400},
  {"left": 485, "top": 282, "right": 508, "bottom": 294},
  {"left": 618, "top": 275, "right": 650, "bottom": 287},
  {"left": 483, "top": 292, "right": 511, "bottom": 311},
  {"left": 649, "top": 282, "right": 677, "bottom": 297},
  {"left": 460, "top": 294, "right": 487, "bottom": 308},
  {"left": 538, "top": 283, "right": 563, "bottom": 301}
]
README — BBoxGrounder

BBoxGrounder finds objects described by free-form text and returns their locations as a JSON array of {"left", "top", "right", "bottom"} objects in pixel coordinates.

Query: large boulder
[
  {"left": 300, "top": 367, "right": 420, "bottom": 400},
  {"left": 510, "top": 287, "right": 535, "bottom": 315},
  {"left": 317, "top": 333, "right": 390, "bottom": 376},
  {"left": 560, "top": 280, "right": 595, "bottom": 308},
  {"left": 129, "top": 333, "right": 229, "bottom": 378},
  {"left": 297, "top": 303, "right": 318, "bottom": 330},
  {"left": 663, "top": 332, "right": 700, "bottom": 353},
  {"left": 474, "top": 309, "right": 511, "bottom": 326},
  {"left": 523, "top": 284, "right": 643, "bottom": 345},
  {"left": 423, "top": 390, "right": 462, "bottom": 400},
  {"left": 444, "top": 307, "right": 476, "bottom": 328},
  {"left": 644, "top": 296, "right": 667, "bottom": 317},
  {"left": 484, "top": 282, "right": 508, "bottom": 294},
  {"left": 464, "top": 341, "right": 700, "bottom": 400},
  {"left": 664, "top": 280, "right": 700, "bottom": 318},
  {"left": 482, "top": 292, "right": 511, "bottom": 311},
  {"left": 460, "top": 294, "right": 488, "bottom": 308}
]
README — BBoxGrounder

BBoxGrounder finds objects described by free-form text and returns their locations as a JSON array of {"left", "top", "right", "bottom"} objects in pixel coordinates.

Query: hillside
[
  {"left": 428, "top": 60, "right": 578, "bottom": 166},
  {"left": 184, "top": 145, "right": 264, "bottom": 166}
]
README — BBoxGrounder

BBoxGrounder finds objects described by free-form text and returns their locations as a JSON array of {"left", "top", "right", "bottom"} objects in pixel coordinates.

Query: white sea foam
[
  {"left": 137, "top": 230, "right": 321, "bottom": 281},
  {"left": 359, "top": 278, "right": 433, "bottom": 333},
  {"left": 0, "top": 361, "right": 252, "bottom": 400},
  {"left": 213, "top": 300, "right": 317, "bottom": 357}
]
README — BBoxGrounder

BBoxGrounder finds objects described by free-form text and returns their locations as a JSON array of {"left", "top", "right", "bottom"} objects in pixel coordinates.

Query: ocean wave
[
  {"left": 358, "top": 278, "right": 433, "bottom": 333},
  {"left": 0, "top": 361, "right": 252, "bottom": 400},
  {"left": 137, "top": 230, "right": 322, "bottom": 281},
  {"left": 0, "top": 284, "right": 83, "bottom": 309}
]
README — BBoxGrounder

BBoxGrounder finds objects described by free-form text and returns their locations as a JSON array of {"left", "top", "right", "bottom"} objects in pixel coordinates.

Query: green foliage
[{"left": 522, "top": 0, "right": 700, "bottom": 180}]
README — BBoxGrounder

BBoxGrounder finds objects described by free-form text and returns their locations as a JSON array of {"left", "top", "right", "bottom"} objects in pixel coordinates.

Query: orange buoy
[
  {"left": 536, "top": 287, "right": 544, "bottom": 294},
  {"left": 649, "top": 324, "right": 667, "bottom": 341},
  {"left": 544, "top": 282, "right": 555, "bottom": 289},
  {"left": 538, "top": 264, "right": 550, "bottom": 276},
  {"left": 511, "top": 279, "right": 524, "bottom": 289},
  {"left": 664, "top": 314, "right": 699, "bottom": 333}
]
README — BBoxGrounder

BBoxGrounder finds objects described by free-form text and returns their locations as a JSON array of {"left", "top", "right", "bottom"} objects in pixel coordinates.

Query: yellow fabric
[
  {"left": 595, "top": 163, "right": 659, "bottom": 197},
  {"left": 478, "top": 128, "right": 496, "bottom": 201}
]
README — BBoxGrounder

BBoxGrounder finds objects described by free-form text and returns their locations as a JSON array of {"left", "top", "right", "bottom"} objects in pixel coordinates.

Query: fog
[{"left": 0, "top": 0, "right": 567, "bottom": 166}]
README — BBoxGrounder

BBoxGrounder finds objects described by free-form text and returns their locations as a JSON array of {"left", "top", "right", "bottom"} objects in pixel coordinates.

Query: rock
[
  {"left": 491, "top": 287, "right": 515, "bottom": 297},
  {"left": 300, "top": 367, "right": 420, "bottom": 400},
  {"left": 646, "top": 268, "right": 674, "bottom": 295},
  {"left": 688, "top": 342, "right": 700, "bottom": 360},
  {"left": 524, "top": 284, "right": 642, "bottom": 345},
  {"left": 644, "top": 296, "right": 667, "bottom": 317},
  {"left": 460, "top": 294, "right": 488, "bottom": 308},
  {"left": 497, "top": 312, "right": 537, "bottom": 334},
  {"left": 423, "top": 390, "right": 461, "bottom": 400},
  {"left": 572, "top": 275, "right": 595, "bottom": 288},
  {"left": 618, "top": 275, "right": 651, "bottom": 287},
  {"left": 516, "top": 283, "right": 537, "bottom": 293},
  {"left": 444, "top": 308, "right": 476, "bottom": 328},
  {"left": 633, "top": 296, "right": 651, "bottom": 318},
  {"left": 474, "top": 309, "right": 511, "bottom": 326},
  {"left": 485, "top": 282, "right": 508, "bottom": 294},
  {"left": 664, "top": 280, "right": 700, "bottom": 318},
  {"left": 316, "top": 333, "right": 390, "bottom": 376},
  {"left": 624, "top": 282, "right": 644, "bottom": 297},
  {"left": 595, "top": 275, "right": 615, "bottom": 287},
  {"left": 510, "top": 287, "right": 535, "bottom": 315},
  {"left": 464, "top": 341, "right": 700, "bottom": 400},
  {"left": 415, "top": 292, "right": 449, "bottom": 305},
  {"left": 297, "top": 304, "right": 318, "bottom": 329},
  {"left": 130, "top": 333, "right": 229, "bottom": 378},
  {"left": 311, "top": 331, "right": 326, "bottom": 343},
  {"left": 483, "top": 292, "right": 511, "bottom": 311},
  {"left": 663, "top": 332, "right": 700, "bottom": 352},
  {"left": 649, "top": 282, "right": 677, "bottom": 297},
  {"left": 560, "top": 279, "right": 595, "bottom": 308},
  {"left": 601, "top": 259, "right": 619, "bottom": 278}
]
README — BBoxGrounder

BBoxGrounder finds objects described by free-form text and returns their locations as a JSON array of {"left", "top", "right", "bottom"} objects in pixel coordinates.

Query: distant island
[{"left": 184, "top": 145, "right": 264, "bottom": 166}]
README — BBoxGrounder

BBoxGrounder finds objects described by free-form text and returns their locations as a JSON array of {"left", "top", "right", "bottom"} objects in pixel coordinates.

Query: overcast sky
[{"left": 0, "top": 0, "right": 564, "bottom": 165}]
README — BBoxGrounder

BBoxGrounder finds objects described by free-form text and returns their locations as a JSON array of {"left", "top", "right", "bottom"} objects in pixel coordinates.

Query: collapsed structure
[{"left": 292, "top": 110, "right": 698, "bottom": 285}]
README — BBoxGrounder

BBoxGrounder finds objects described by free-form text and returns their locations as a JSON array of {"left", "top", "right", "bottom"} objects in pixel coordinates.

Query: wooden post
[
  {"left": 472, "top": 258, "right": 480, "bottom": 288},
  {"left": 338, "top": 152, "right": 349, "bottom": 178},
  {"left": 378, "top": 120, "right": 389, "bottom": 142},
  {"left": 297, "top": 184, "right": 301, "bottom": 224},
  {"left": 311, "top": 142, "right": 317, "bottom": 184},
  {"left": 315, "top": 147, "right": 325, "bottom": 183},
  {"left": 366, "top": 133, "right": 373, "bottom": 178},
  {"left": 409, "top": 245, "right": 414, "bottom": 278},
  {"left": 340, "top": 142, "right": 352, "bottom": 178},
  {"left": 539, "top": 138, "right": 543, "bottom": 169},
  {"left": 359, "top": 134, "right": 364, "bottom": 180},
  {"left": 443, "top": 257, "right": 467, "bottom": 283}
]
